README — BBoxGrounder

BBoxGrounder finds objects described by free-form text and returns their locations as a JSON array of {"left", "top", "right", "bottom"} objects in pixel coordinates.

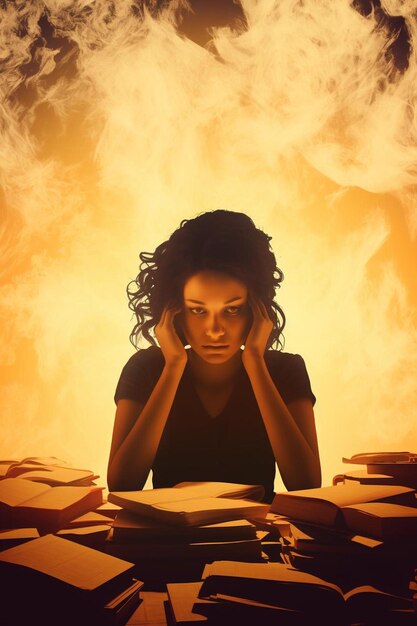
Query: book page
[
  {"left": 155, "top": 497, "right": 267, "bottom": 514},
  {"left": 275, "top": 483, "right": 414, "bottom": 507},
  {"left": 202, "top": 561, "right": 343, "bottom": 593},
  {"left": 0, "top": 534, "right": 133, "bottom": 590},
  {"left": 0, "top": 478, "right": 50, "bottom": 507},
  {"left": 109, "top": 482, "right": 264, "bottom": 507},
  {"left": 342, "top": 502, "right": 417, "bottom": 518},
  {"left": 7, "top": 467, "right": 95, "bottom": 485},
  {"left": 20, "top": 486, "right": 103, "bottom": 511},
  {"left": 174, "top": 482, "right": 264, "bottom": 500},
  {"left": 114, "top": 509, "right": 254, "bottom": 531},
  {"left": 0, "top": 528, "right": 40, "bottom": 540},
  {"left": 167, "top": 581, "right": 211, "bottom": 623}
]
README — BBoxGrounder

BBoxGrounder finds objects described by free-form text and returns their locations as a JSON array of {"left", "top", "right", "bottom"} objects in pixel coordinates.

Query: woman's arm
[
  {"left": 242, "top": 292, "right": 321, "bottom": 491},
  {"left": 243, "top": 356, "right": 321, "bottom": 491},
  {"left": 107, "top": 361, "right": 186, "bottom": 491},
  {"left": 107, "top": 304, "right": 187, "bottom": 491}
]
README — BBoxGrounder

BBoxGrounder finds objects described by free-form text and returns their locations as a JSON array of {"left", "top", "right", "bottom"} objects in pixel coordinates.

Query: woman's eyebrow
[{"left": 185, "top": 296, "right": 246, "bottom": 304}]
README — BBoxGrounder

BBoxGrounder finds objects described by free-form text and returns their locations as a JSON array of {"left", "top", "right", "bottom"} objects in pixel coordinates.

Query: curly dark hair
[{"left": 127, "top": 209, "right": 286, "bottom": 351}]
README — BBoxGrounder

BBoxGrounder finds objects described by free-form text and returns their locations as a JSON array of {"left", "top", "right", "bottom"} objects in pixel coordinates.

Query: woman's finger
[
  {"left": 257, "top": 298, "right": 270, "bottom": 320},
  {"left": 248, "top": 292, "right": 263, "bottom": 319},
  {"left": 158, "top": 303, "right": 179, "bottom": 327},
  {"left": 165, "top": 306, "right": 182, "bottom": 323}
]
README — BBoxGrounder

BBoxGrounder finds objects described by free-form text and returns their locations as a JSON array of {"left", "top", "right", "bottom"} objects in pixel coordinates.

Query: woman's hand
[
  {"left": 155, "top": 304, "right": 187, "bottom": 368},
  {"left": 242, "top": 292, "right": 273, "bottom": 367}
]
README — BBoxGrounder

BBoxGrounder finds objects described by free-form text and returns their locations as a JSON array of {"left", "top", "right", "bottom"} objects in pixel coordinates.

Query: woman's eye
[{"left": 189, "top": 306, "right": 242, "bottom": 316}]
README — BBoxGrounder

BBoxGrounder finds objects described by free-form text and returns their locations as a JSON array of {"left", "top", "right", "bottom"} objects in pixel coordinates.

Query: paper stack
[
  {"left": 338, "top": 451, "right": 417, "bottom": 489},
  {"left": 106, "top": 482, "right": 269, "bottom": 585}
]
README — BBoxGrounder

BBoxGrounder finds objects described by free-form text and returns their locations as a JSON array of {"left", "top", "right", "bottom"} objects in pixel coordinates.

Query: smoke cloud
[{"left": 1, "top": 0, "right": 416, "bottom": 487}]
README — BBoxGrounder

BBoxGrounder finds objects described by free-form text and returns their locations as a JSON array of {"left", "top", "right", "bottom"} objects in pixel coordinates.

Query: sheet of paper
[{"left": 0, "top": 534, "right": 134, "bottom": 591}]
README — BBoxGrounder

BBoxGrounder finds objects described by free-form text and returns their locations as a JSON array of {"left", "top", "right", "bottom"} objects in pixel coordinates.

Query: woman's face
[{"left": 178, "top": 270, "right": 252, "bottom": 363}]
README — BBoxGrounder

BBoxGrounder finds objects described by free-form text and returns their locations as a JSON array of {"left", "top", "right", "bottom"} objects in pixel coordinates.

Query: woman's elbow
[
  {"left": 107, "top": 463, "right": 146, "bottom": 492},
  {"left": 284, "top": 463, "right": 322, "bottom": 492}
]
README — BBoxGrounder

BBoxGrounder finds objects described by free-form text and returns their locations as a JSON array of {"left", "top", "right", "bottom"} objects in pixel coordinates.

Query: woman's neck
[{"left": 187, "top": 349, "right": 243, "bottom": 388}]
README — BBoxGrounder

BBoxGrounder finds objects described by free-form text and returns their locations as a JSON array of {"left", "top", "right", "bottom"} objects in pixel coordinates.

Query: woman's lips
[{"left": 202, "top": 345, "right": 229, "bottom": 349}]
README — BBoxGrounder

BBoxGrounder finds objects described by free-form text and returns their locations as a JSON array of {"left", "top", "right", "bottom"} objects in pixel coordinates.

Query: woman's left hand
[{"left": 242, "top": 291, "right": 274, "bottom": 366}]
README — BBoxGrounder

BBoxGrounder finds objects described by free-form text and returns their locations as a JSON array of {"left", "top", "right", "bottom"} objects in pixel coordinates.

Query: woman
[{"left": 108, "top": 210, "right": 321, "bottom": 503}]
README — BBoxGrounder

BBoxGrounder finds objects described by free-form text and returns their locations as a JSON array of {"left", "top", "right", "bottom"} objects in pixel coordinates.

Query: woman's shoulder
[
  {"left": 114, "top": 346, "right": 164, "bottom": 405},
  {"left": 264, "top": 349, "right": 306, "bottom": 369},
  {"left": 123, "top": 345, "right": 164, "bottom": 372},
  {"left": 264, "top": 350, "right": 316, "bottom": 405}
]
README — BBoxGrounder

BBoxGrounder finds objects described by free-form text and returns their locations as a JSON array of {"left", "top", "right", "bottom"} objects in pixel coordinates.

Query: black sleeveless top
[{"left": 114, "top": 347, "right": 316, "bottom": 503}]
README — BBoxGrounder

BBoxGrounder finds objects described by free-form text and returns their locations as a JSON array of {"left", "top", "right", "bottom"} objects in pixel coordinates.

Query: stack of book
[
  {"left": 0, "top": 534, "right": 143, "bottom": 626},
  {"left": 271, "top": 481, "right": 417, "bottom": 590},
  {"left": 106, "top": 482, "right": 270, "bottom": 585},
  {"left": 160, "top": 465, "right": 417, "bottom": 625},
  {"left": 335, "top": 451, "right": 417, "bottom": 489},
  {"left": 0, "top": 457, "right": 120, "bottom": 545}
]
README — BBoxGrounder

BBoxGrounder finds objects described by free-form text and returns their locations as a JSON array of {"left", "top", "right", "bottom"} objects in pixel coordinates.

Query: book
[
  {"left": 111, "top": 509, "right": 257, "bottom": 543},
  {"left": 105, "top": 527, "right": 264, "bottom": 561},
  {"left": 338, "top": 470, "right": 398, "bottom": 485},
  {"left": 341, "top": 502, "right": 417, "bottom": 540},
  {"left": 270, "top": 483, "right": 415, "bottom": 527},
  {"left": 64, "top": 510, "right": 114, "bottom": 527},
  {"left": 166, "top": 581, "right": 212, "bottom": 623},
  {"left": 0, "top": 534, "right": 139, "bottom": 625},
  {"left": 131, "top": 590, "right": 170, "bottom": 625},
  {"left": 0, "top": 527, "right": 40, "bottom": 551},
  {"left": 4, "top": 465, "right": 98, "bottom": 486},
  {"left": 0, "top": 478, "right": 103, "bottom": 529},
  {"left": 103, "top": 578, "right": 144, "bottom": 626},
  {"left": 198, "top": 560, "right": 414, "bottom": 623},
  {"left": 288, "top": 522, "right": 384, "bottom": 555},
  {"left": 166, "top": 581, "right": 302, "bottom": 625},
  {"left": 96, "top": 500, "right": 122, "bottom": 518},
  {"left": 343, "top": 452, "right": 417, "bottom": 465},
  {"left": 56, "top": 524, "right": 111, "bottom": 547},
  {"left": 0, "top": 456, "right": 71, "bottom": 478},
  {"left": 108, "top": 482, "right": 268, "bottom": 526},
  {"left": 341, "top": 452, "right": 417, "bottom": 487},
  {"left": 199, "top": 560, "right": 347, "bottom": 612}
]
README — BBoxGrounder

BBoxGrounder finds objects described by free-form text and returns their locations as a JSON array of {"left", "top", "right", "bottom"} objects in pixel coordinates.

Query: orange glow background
[{"left": 1, "top": 0, "right": 416, "bottom": 492}]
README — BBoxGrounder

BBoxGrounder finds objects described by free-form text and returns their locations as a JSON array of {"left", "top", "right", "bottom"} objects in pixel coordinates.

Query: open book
[
  {"left": 0, "top": 534, "right": 140, "bottom": 625},
  {"left": 0, "top": 478, "right": 103, "bottom": 528},
  {"left": 341, "top": 502, "right": 417, "bottom": 540},
  {"left": 198, "top": 561, "right": 413, "bottom": 622},
  {"left": 0, "top": 457, "right": 98, "bottom": 486},
  {"left": 108, "top": 482, "right": 268, "bottom": 526},
  {"left": 167, "top": 580, "right": 305, "bottom": 624},
  {"left": 270, "top": 483, "right": 415, "bottom": 527}
]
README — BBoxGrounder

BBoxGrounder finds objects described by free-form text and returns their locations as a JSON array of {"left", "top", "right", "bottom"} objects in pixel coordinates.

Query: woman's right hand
[{"left": 154, "top": 304, "right": 187, "bottom": 368}]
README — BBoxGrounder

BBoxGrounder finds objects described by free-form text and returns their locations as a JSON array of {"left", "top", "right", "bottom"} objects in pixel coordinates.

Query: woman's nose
[{"left": 205, "top": 315, "right": 225, "bottom": 339}]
